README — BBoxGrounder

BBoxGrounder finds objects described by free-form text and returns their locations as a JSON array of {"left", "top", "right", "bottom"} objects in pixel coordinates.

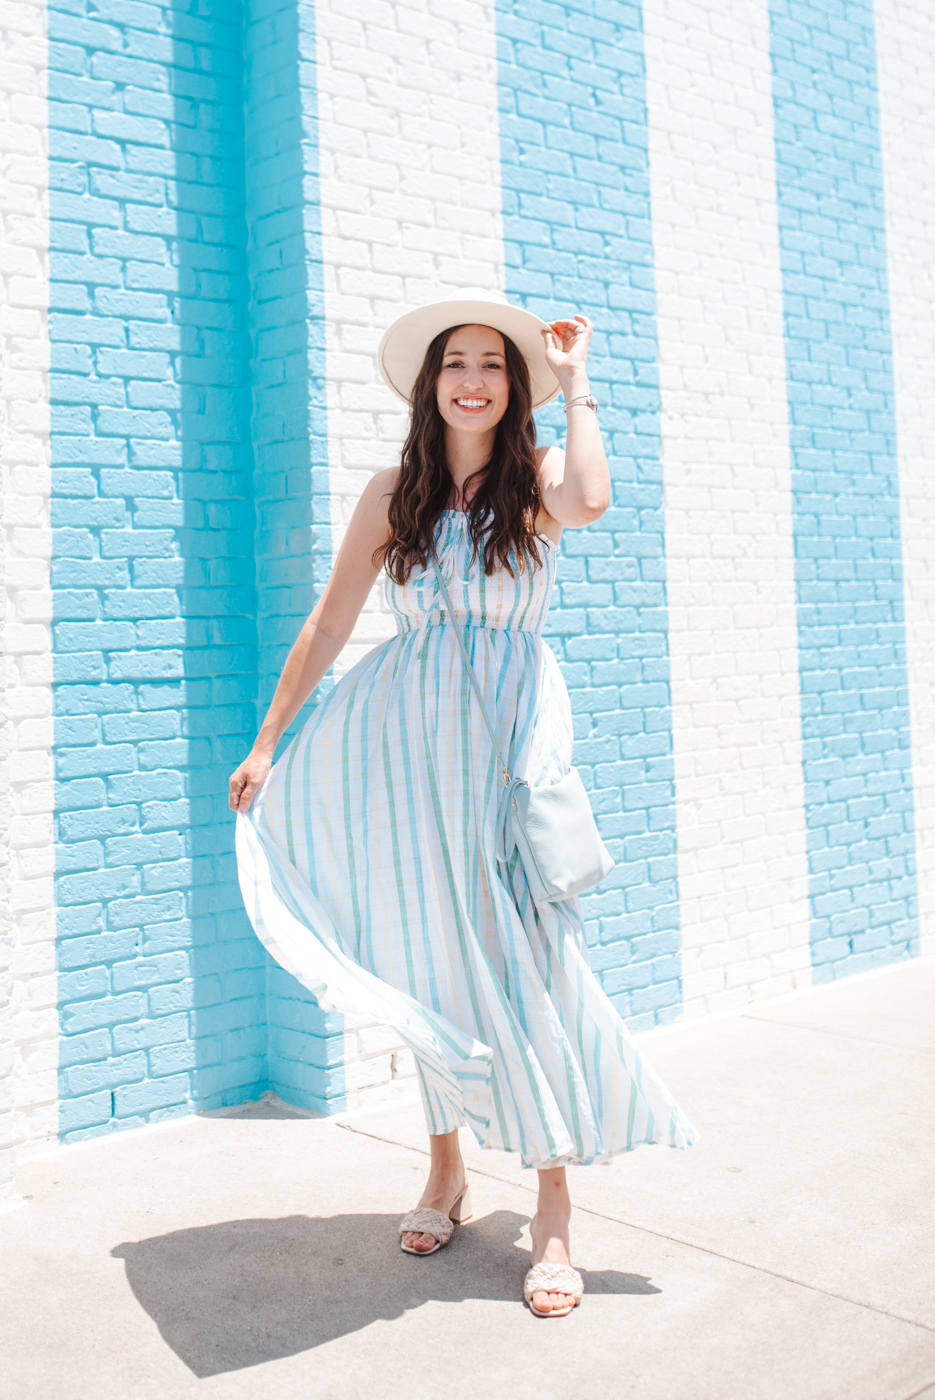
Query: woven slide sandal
[
  {"left": 523, "top": 1262, "right": 584, "bottom": 1317},
  {"left": 398, "top": 1183, "right": 473, "bottom": 1255}
]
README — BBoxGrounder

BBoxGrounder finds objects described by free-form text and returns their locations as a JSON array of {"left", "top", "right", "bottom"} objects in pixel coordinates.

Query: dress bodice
[{"left": 385, "top": 511, "right": 557, "bottom": 635}]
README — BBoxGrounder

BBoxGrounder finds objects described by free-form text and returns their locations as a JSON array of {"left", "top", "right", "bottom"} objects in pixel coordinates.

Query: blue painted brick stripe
[
  {"left": 496, "top": 0, "right": 682, "bottom": 1029},
  {"left": 768, "top": 0, "right": 919, "bottom": 979},
  {"left": 245, "top": 0, "right": 345, "bottom": 1115},
  {"left": 49, "top": 0, "right": 348, "bottom": 1139},
  {"left": 48, "top": 0, "right": 268, "bottom": 1141},
  {"left": 246, "top": 0, "right": 333, "bottom": 723}
]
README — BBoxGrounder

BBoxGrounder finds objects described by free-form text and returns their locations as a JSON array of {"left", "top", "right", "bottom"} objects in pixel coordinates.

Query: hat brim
[{"left": 377, "top": 294, "right": 562, "bottom": 411}]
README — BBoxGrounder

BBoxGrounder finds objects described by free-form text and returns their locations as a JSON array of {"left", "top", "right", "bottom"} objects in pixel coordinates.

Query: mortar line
[
  {"left": 740, "top": 1015, "right": 934, "bottom": 1056},
  {"left": 340, "top": 1123, "right": 935, "bottom": 1335}
]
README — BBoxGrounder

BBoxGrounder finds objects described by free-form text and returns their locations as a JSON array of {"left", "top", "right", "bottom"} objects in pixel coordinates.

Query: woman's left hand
[{"left": 542, "top": 314, "right": 592, "bottom": 385}]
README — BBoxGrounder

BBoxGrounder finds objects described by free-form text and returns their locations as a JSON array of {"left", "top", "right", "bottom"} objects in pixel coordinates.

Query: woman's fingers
[
  {"left": 235, "top": 778, "right": 258, "bottom": 814},
  {"left": 229, "top": 754, "right": 272, "bottom": 813},
  {"left": 229, "top": 769, "right": 254, "bottom": 812},
  {"left": 546, "top": 314, "right": 592, "bottom": 344},
  {"left": 545, "top": 318, "right": 592, "bottom": 361},
  {"left": 548, "top": 314, "right": 590, "bottom": 332},
  {"left": 543, "top": 313, "right": 593, "bottom": 381}
]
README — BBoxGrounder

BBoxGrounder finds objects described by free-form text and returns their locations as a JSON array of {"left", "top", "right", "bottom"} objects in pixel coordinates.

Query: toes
[
  {"left": 531, "top": 1289, "right": 574, "bottom": 1314},
  {"left": 400, "top": 1229, "right": 439, "bottom": 1252}
]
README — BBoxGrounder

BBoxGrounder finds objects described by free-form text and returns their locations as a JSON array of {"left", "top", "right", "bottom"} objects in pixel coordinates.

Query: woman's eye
[{"left": 444, "top": 361, "right": 503, "bottom": 370}]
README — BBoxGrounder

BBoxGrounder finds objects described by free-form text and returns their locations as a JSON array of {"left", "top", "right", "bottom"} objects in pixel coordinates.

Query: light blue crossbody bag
[{"left": 431, "top": 556, "right": 615, "bottom": 907}]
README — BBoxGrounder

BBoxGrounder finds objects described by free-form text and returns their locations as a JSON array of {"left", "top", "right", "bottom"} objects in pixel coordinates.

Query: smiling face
[{"left": 435, "top": 324, "right": 510, "bottom": 435}]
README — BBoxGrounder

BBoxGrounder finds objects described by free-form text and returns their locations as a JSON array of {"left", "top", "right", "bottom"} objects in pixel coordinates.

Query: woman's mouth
[{"left": 453, "top": 397, "right": 491, "bottom": 413}]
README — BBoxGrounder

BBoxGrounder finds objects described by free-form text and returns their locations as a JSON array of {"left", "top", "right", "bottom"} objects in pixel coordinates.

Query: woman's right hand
[{"left": 229, "top": 748, "right": 272, "bottom": 814}]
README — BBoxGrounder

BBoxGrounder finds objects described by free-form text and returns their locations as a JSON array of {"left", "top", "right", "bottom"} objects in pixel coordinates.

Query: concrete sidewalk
[{"left": 2, "top": 961, "right": 933, "bottom": 1400}]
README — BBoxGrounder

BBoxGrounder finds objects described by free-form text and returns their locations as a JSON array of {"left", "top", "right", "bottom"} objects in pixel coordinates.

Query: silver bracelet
[{"left": 563, "top": 394, "right": 599, "bottom": 414}]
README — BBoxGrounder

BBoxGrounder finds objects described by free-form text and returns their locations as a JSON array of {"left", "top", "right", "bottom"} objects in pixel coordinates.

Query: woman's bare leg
[
  {"left": 400, "top": 1127, "right": 469, "bottom": 1253},
  {"left": 528, "top": 1166, "right": 576, "bottom": 1313}
]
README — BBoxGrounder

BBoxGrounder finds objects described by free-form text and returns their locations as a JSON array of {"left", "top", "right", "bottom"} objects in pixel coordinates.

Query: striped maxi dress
[{"left": 237, "top": 511, "right": 697, "bottom": 1168}]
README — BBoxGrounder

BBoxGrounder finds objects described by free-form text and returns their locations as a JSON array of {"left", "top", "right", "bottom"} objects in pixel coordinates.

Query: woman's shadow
[{"left": 112, "top": 1211, "right": 660, "bottom": 1376}]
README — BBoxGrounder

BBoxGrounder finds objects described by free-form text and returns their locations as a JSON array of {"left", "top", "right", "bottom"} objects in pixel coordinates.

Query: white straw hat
[{"left": 377, "top": 287, "right": 562, "bottom": 410}]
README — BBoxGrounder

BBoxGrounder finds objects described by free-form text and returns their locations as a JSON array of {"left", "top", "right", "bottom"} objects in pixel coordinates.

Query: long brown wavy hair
[{"left": 380, "top": 324, "right": 544, "bottom": 582}]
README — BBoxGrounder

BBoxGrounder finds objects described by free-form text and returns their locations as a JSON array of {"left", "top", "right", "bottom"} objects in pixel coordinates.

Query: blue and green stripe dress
[{"left": 237, "top": 512, "right": 696, "bottom": 1167}]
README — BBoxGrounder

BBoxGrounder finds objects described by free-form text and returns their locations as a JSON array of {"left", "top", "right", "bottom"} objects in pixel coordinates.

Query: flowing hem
[
  {"left": 237, "top": 809, "right": 698, "bottom": 1165},
  {"left": 238, "top": 812, "right": 498, "bottom": 1134}
]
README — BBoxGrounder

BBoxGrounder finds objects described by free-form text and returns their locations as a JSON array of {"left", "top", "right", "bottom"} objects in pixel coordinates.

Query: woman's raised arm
[
  {"left": 536, "top": 314, "right": 610, "bottom": 529},
  {"left": 228, "top": 469, "right": 395, "bottom": 814}
]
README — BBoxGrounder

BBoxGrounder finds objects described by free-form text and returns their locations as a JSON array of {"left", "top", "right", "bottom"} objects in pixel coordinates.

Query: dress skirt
[{"left": 237, "top": 513, "right": 697, "bottom": 1167}]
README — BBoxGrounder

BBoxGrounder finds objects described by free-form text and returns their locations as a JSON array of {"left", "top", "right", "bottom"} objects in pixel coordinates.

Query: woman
[{"left": 230, "top": 288, "right": 696, "bottom": 1318}]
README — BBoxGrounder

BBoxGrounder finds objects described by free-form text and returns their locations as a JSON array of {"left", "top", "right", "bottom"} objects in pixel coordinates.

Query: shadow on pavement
[{"left": 112, "top": 1210, "right": 660, "bottom": 1376}]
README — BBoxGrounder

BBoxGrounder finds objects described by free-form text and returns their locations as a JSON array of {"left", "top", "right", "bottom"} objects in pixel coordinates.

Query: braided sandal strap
[
  {"left": 523, "top": 1262, "right": 584, "bottom": 1303},
  {"left": 398, "top": 1206, "right": 454, "bottom": 1247}
]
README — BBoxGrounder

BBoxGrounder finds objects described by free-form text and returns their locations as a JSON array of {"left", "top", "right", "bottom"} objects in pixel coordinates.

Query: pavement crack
[
  {"left": 340, "top": 1121, "right": 935, "bottom": 1336},
  {"left": 899, "top": 1382, "right": 935, "bottom": 1400}
]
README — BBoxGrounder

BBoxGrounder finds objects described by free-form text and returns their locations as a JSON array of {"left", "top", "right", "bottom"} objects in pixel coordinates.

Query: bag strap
[{"left": 429, "top": 553, "right": 512, "bottom": 788}]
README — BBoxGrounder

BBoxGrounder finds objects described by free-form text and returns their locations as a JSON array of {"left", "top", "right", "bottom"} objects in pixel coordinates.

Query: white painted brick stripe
[
  {"left": 644, "top": 0, "right": 812, "bottom": 1016},
  {"left": 0, "top": 0, "right": 56, "bottom": 1195},
  {"left": 340, "top": 1014, "right": 417, "bottom": 1111},
  {"left": 876, "top": 0, "right": 935, "bottom": 958},
  {"left": 313, "top": 0, "right": 505, "bottom": 1096},
  {"left": 315, "top": 0, "right": 505, "bottom": 679}
]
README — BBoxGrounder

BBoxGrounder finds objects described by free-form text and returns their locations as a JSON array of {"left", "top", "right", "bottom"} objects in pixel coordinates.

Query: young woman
[{"left": 230, "top": 289, "right": 696, "bottom": 1318}]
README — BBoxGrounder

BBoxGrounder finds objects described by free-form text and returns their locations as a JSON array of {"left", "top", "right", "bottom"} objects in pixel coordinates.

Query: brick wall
[
  {"left": 1, "top": 0, "right": 55, "bottom": 1191},
  {"left": 315, "top": 0, "right": 506, "bottom": 680},
  {"left": 48, "top": 0, "right": 265, "bottom": 1142},
  {"left": 876, "top": 0, "right": 935, "bottom": 960},
  {"left": 243, "top": 0, "right": 342, "bottom": 1115},
  {"left": 1, "top": 0, "right": 933, "bottom": 1177},
  {"left": 769, "top": 0, "right": 919, "bottom": 978},
  {"left": 643, "top": 0, "right": 812, "bottom": 1016},
  {"left": 246, "top": 0, "right": 332, "bottom": 713}
]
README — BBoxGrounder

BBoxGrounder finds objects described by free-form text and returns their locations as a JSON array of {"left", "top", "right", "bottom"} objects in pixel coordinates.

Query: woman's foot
[
  {"left": 527, "top": 1210, "right": 578, "bottom": 1315},
  {"left": 400, "top": 1164, "right": 470, "bottom": 1253}
]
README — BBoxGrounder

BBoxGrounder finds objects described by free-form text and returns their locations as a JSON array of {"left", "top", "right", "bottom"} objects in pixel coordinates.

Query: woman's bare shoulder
[
  {"left": 354, "top": 468, "right": 399, "bottom": 523},
  {"left": 370, "top": 466, "right": 400, "bottom": 501}
]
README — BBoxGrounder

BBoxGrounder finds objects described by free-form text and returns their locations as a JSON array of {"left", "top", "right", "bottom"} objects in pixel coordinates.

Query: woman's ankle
[
  {"left": 427, "top": 1169, "right": 466, "bottom": 1193},
  {"left": 423, "top": 1157, "right": 467, "bottom": 1193},
  {"left": 426, "top": 1130, "right": 464, "bottom": 1177},
  {"left": 533, "top": 1205, "right": 571, "bottom": 1228},
  {"left": 535, "top": 1166, "right": 570, "bottom": 1218}
]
